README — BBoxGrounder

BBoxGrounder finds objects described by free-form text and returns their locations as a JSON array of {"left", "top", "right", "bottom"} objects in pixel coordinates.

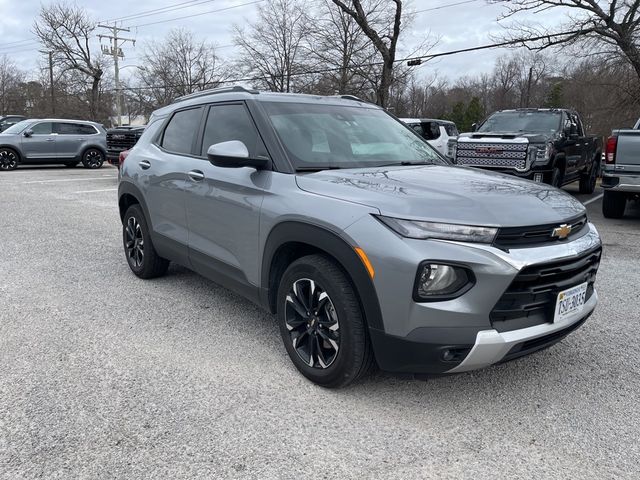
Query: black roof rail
[{"left": 173, "top": 85, "right": 259, "bottom": 103}]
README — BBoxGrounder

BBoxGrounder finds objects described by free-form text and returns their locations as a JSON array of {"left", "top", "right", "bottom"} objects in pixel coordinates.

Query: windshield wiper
[
  {"left": 295, "top": 166, "right": 342, "bottom": 172},
  {"left": 377, "top": 161, "right": 433, "bottom": 167}
]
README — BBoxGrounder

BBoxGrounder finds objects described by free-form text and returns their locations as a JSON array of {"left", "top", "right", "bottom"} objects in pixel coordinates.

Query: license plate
[{"left": 554, "top": 282, "right": 588, "bottom": 322}]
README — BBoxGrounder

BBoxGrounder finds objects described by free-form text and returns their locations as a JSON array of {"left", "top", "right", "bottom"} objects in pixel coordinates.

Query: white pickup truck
[{"left": 602, "top": 119, "right": 640, "bottom": 218}]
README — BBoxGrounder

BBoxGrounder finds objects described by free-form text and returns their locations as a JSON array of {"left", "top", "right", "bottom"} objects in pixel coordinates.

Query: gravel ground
[{"left": 1, "top": 166, "right": 638, "bottom": 479}]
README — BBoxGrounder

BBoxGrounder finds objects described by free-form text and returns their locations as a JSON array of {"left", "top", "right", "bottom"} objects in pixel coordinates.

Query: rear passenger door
[
  {"left": 54, "top": 122, "right": 94, "bottom": 158},
  {"left": 183, "top": 102, "right": 269, "bottom": 287},
  {"left": 20, "top": 122, "right": 56, "bottom": 160},
  {"left": 142, "top": 106, "right": 204, "bottom": 264}
]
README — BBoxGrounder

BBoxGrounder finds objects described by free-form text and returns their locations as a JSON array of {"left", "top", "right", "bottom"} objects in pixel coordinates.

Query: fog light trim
[{"left": 413, "top": 261, "right": 475, "bottom": 302}]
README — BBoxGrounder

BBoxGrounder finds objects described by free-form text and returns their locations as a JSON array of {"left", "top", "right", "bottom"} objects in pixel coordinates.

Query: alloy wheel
[
  {"left": 84, "top": 149, "right": 103, "bottom": 168},
  {"left": 0, "top": 150, "right": 18, "bottom": 170},
  {"left": 125, "top": 216, "right": 144, "bottom": 268},
  {"left": 284, "top": 278, "right": 340, "bottom": 369}
]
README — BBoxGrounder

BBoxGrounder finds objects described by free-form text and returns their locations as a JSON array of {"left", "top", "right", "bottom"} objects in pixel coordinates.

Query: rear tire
[
  {"left": 0, "top": 147, "right": 19, "bottom": 171},
  {"left": 82, "top": 148, "right": 104, "bottom": 169},
  {"left": 602, "top": 191, "right": 627, "bottom": 219},
  {"left": 123, "top": 204, "right": 169, "bottom": 278},
  {"left": 277, "top": 254, "right": 375, "bottom": 388},
  {"left": 579, "top": 161, "right": 598, "bottom": 194}
]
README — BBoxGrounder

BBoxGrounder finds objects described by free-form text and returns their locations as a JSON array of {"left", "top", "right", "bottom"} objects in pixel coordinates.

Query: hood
[
  {"left": 458, "top": 131, "right": 555, "bottom": 144},
  {"left": 296, "top": 165, "right": 585, "bottom": 227}
]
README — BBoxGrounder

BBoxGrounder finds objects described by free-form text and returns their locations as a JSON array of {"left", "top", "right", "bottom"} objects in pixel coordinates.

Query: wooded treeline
[{"left": 0, "top": 0, "right": 638, "bottom": 136}]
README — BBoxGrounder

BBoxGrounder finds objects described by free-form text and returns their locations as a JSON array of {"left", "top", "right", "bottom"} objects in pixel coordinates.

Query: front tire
[
  {"left": 602, "top": 191, "right": 627, "bottom": 219},
  {"left": 0, "top": 147, "right": 19, "bottom": 171},
  {"left": 277, "top": 254, "right": 374, "bottom": 388},
  {"left": 122, "top": 204, "right": 169, "bottom": 278},
  {"left": 579, "top": 161, "right": 598, "bottom": 194},
  {"left": 550, "top": 166, "right": 563, "bottom": 188},
  {"left": 82, "top": 148, "right": 104, "bottom": 169}
]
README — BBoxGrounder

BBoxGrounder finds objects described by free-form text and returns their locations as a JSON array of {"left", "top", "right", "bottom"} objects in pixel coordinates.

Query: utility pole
[
  {"left": 39, "top": 50, "right": 55, "bottom": 115},
  {"left": 98, "top": 24, "right": 135, "bottom": 127}
]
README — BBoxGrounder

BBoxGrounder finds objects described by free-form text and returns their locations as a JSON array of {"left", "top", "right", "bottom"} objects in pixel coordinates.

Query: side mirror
[
  {"left": 206, "top": 140, "right": 268, "bottom": 169},
  {"left": 23, "top": 130, "right": 33, "bottom": 137}
]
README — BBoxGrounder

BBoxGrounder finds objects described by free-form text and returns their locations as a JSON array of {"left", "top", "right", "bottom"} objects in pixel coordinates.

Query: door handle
[
  {"left": 139, "top": 160, "right": 151, "bottom": 170},
  {"left": 188, "top": 170, "right": 205, "bottom": 181},
  {"left": 45, "top": 138, "right": 55, "bottom": 142}
]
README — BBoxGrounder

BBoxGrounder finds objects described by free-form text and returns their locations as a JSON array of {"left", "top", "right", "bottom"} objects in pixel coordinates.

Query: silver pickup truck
[{"left": 602, "top": 119, "right": 640, "bottom": 218}]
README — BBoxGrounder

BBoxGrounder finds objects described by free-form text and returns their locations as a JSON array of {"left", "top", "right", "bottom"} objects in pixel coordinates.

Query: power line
[
  {"left": 414, "top": 0, "right": 480, "bottom": 14},
  {"left": 125, "top": 0, "right": 265, "bottom": 28},
  {"left": 105, "top": 29, "right": 591, "bottom": 94},
  {"left": 99, "top": 0, "right": 220, "bottom": 24}
]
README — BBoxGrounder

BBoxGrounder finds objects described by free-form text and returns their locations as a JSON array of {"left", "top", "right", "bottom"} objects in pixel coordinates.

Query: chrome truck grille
[{"left": 455, "top": 141, "right": 528, "bottom": 171}]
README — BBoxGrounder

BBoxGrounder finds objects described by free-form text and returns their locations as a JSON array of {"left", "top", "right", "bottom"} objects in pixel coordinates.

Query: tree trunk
[{"left": 90, "top": 74, "right": 101, "bottom": 121}]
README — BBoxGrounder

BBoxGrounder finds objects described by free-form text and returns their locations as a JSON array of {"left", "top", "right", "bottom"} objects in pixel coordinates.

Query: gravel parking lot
[{"left": 1, "top": 166, "right": 639, "bottom": 479}]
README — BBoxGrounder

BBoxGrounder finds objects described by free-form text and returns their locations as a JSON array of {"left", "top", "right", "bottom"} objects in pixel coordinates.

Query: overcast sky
[{"left": 0, "top": 0, "right": 566, "bottom": 84}]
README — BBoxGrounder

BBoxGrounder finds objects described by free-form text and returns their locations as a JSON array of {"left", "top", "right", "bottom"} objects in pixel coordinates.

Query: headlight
[
  {"left": 530, "top": 143, "right": 552, "bottom": 165},
  {"left": 414, "top": 262, "right": 474, "bottom": 301},
  {"left": 377, "top": 216, "right": 497, "bottom": 243}
]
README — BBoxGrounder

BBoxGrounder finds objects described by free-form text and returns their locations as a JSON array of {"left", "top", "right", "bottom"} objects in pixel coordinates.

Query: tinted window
[
  {"left": 421, "top": 122, "right": 440, "bottom": 140},
  {"left": 30, "top": 122, "right": 53, "bottom": 134},
  {"left": 55, "top": 123, "right": 97, "bottom": 135},
  {"left": 478, "top": 111, "right": 561, "bottom": 133},
  {"left": 161, "top": 107, "right": 202, "bottom": 154},
  {"left": 200, "top": 104, "right": 266, "bottom": 157},
  {"left": 444, "top": 124, "right": 458, "bottom": 136}
]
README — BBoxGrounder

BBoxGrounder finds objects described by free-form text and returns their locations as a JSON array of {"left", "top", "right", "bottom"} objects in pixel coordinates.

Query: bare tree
[
  {"left": 137, "top": 29, "right": 228, "bottom": 106},
  {"left": 330, "top": 0, "right": 403, "bottom": 107},
  {"left": 234, "top": 0, "right": 312, "bottom": 92},
  {"left": 309, "top": 0, "right": 378, "bottom": 96},
  {"left": 33, "top": 2, "right": 104, "bottom": 119},
  {"left": 0, "top": 55, "right": 24, "bottom": 115},
  {"left": 491, "top": 1, "right": 640, "bottom": 81}
]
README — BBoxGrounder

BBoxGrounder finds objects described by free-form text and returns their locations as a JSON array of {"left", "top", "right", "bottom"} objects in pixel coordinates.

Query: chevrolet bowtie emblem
[{"left": 552, "top": 224, "right": 572, "bottom": 239}]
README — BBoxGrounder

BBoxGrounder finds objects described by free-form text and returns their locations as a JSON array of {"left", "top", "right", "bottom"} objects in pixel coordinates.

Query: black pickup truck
[
  {"left": 106, "top": 125, "right": 145, "bottom": 166},
  {"left": 450, "top": 108, "right": 602, "bottom": 193}
]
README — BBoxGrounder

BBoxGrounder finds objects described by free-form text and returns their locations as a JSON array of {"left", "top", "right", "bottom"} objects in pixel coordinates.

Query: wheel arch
[
  {"left": 0, "top": 145, "right": 23, "bottom": 163},
  {"left": 118, "top": 181, "right": 152, "bottom": 227},
  {"left": 261, "top": 221, "right": 384, "bottom": 331}
]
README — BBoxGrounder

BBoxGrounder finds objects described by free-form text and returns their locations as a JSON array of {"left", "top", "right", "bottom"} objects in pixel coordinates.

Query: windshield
[
  {"left": 478, "top": 111, "right": 561, "bottom": 133},
  {"left": 262, "top": 102, "right": 448, "bottom": 170},
  {"left": 2, "top": 120, "right": 31, "bottom": 134}
]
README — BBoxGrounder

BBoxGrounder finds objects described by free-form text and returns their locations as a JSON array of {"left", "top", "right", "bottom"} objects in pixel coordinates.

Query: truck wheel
[
  {"left": 122, "top": 204, "right": 169, "bottom": 278},
  {"left": 276, "top": 254, "right": 375, "bottom": 388},
  {"left": 579, "top": 162, "right": 598, "bottom": 194},
  {"left": 82, "top": 148, "right": 104, "bottom": 169},
  {"left": 602, "top": 191, "right": 627, "bottom": 219},
  {"left": 550, "top": 167, "right": 563, "bottom": 188},
  {"left": 0, "top": 147, "right": 19, "bottom": 171}
]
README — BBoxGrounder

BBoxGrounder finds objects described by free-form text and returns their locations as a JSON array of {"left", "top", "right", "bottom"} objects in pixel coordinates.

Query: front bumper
[{"left": 346, "top": 218, "right": 601, "bottom": 375}]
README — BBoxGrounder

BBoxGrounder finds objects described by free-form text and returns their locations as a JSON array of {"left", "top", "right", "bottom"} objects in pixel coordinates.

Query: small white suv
[{"left": 400, "top": 118, "right": 458, "bottom": 157}]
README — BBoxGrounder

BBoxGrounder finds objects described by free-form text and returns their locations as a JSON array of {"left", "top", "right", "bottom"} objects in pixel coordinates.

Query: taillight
[
  {"left": 118, "top": 149, "right": 130, "bottom": 169},
  {"left": 605, "top": 136, "right": 617, "bottom": 164}
]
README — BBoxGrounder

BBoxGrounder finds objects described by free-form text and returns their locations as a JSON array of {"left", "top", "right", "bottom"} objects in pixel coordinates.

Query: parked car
[
  {"left": 118, "top": 87, "right": 601, "bottom": 388},
  {"left": 449, "top": 108, "right": 602, "bottom": 192},
  {"left": 601, "top": 118, "right": 640, "bottom": 218},
  {"left": 0, "top": 115, "right": 27, "bottom": 132},
  {"left": 106, "top": 125, "right": 145, "bottom": 167},
  {"left": 0, "top": 119, "right": 107, "bottom": 171},
  {"left": 400, "top": 118, "right": 458, "bottom": 157}
]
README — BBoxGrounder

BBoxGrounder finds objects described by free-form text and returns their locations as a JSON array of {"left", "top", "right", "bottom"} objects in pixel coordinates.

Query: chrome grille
[{"left": 455, "top": 142, "right": 528, "bottom": 170}]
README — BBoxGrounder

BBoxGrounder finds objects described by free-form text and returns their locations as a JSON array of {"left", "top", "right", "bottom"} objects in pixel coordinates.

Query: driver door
[
  {"left": 183, "top": 102, "right": 270, "bottom": 287},
  {"left": 21, "top": 122, "right": 56, "bottom": 161}
]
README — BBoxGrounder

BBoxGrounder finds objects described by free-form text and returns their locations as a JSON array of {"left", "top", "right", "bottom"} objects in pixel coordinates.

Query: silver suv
[
  {"left": 0, "top": 119, "right": 107, "bottom": 171},
  {"left": 118, "top": 87, "right": 601, "bottom": 388}
]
